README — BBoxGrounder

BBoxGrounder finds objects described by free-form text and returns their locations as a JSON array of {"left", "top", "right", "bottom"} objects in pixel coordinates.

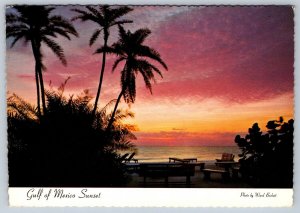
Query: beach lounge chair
[
  {"left": 120, "top": 153, "right": 130, "bottom": 162},
  {"left": 123, "top": 152, "right": 138, "bottom": 163},
  {"left": 216, "top": 153, "right": 235, "bottom": 162}
]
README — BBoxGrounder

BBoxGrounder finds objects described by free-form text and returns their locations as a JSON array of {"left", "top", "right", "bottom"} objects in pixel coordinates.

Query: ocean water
[{"left": 132, "top": 146, "right": 241, "bottom": 163}]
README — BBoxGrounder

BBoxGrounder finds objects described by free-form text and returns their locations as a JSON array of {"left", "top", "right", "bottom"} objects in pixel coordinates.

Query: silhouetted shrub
[
  {"left": 7, "top": 87, "right": 136, "bottom": 187},
  {"left": 235, "top": 117, "right": 293, "bottom": 188}
]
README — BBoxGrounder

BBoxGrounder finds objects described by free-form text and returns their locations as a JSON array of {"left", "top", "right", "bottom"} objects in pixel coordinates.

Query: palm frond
[
  {"left": 111, "top": 140, "right": 136, "bottom": 151},
  {"left": 109, "top": 6, "right": 133, "bottom": 21},
  {"left": 89, "top": 28, "right": 102, "bottom": 46},
  {"left": 121, "top": 70, "right": 136, "bottom": 104},
  {"left": 109, "top": 108, "right": 135, "bottom": 126},
  {"left": 43, "top": 27, "right": 70, "bottom": 40},
  {"left": 48, "top": 15, "right": 78, "bottom": 37},
  {"left": 132, "top": 28, "right": 151, "bottom": 44},
  {"left": 112, "top": 56, "right": 126, "bottom": 71},
  {"left": 141, "top": 75, "right": 153, "bottom": 94},
  {"left": 133, "top": 64, "right": 154, "bottom": 94},
  {"left": 42, "top": 37, "right": 67, "bottom": 65},
  {"left": 7, "top": 93, "right": 38, "bottom": 120},
  {"left": 128, "top": 74, "right": 136, "bottom": 103},
  {"left": 6, "top": 25, "right": 29, "bottom": 39},
  {"left": 71, "top": 9, "right": 99, "bottom": 23},
  {"left": 99, "top": 99, "right": 117, "bottom": 114},
  {"left": 138, "top": 45, "right": 168, "bottom": 70},
  {"left": 6, "top": 13, "right": 18, "bottom": 23},
  {"left": 86, "top": 6, "right": 103, "bottom": 20},
  {"left": 136, "top": 59, "right": 163, "bottom": 78},
  {"left": 110, "top": 20, "right": 133, "bottom": 27},
  {"left": 9, "top": 34, "right": 24, "bottom": 47},
  {"left": 117, "top": 25, "right": 128, "bottom": 41},
  {"left": 94, "top": 45, "right": 117, "bottom": 55}
]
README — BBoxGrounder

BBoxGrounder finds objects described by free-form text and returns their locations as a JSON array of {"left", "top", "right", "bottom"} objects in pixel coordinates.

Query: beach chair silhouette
[
  {"left": 120, "top": 153, "right": 130, "bottom": 162},
  {"left": 123, "top": 152, "right": 138, "bottom": 163},
  {"left": 216, "top": 153, "right": 235, "bottom": 162}
]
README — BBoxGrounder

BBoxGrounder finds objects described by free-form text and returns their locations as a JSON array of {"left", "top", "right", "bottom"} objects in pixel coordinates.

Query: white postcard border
[
  {"left": 2, "top": 0, "right": 299, "bottom": 210},
  {"left": 8, "top": 188, "right": 293, "bottom": 207}
]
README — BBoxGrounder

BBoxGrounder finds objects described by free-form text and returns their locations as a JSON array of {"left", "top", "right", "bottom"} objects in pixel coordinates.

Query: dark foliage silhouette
[
  {"left": 8, "top": 82, "right": 136, "bottom": 187},
  {"left": 98, "top": 25, "right": 168, "bottom": 131},
  {"left": 235, "top": 117, "right": 293, "bottom": 188},
  {"left": 72, "top": 5, "right": 133, "bottom": 116},
  {"left": 6, "top": 6, "right": 78, "bottom": 115}
]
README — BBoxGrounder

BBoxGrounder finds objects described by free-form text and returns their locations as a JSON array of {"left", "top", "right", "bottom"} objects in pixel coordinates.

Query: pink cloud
[
  {"left": 17, "top": 74, "right": 34, "bottom": 80},
  {"left": 137, "top": 6, "right": 294, "bottom": 103}
]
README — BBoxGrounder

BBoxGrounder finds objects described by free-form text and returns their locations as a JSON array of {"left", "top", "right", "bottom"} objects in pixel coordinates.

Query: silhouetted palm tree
[
  {"left": 6, "top": 6, "right": 78, "bottom": 115},
  {"left": 98, "top": 26, "right": 168, "bottom": 131},
  {"left": 72, "top": 5, "right": 132, "bottom": 116}
]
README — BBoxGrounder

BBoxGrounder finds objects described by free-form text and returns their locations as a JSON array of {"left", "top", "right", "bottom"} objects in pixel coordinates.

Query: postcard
[{"left": 6, "top": 4, "right": 294, "bottom": 207}]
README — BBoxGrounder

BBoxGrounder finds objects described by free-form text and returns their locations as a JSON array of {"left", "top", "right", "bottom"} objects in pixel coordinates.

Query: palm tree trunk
[
  {"left": 31, "top": 40, "right": 42, "bottom": 116},
  {"left": 35, "top": 40, "right": 47, "bottom": 114},
  {"left": 106, "top": 89, "right": 124, "bottom": 132},
  {"left": 106, "top": 62, "right": 130, "bottom": 132},
  {"left": 31, "top": 39, "right": 47, "bottom": 115},
  {"left": 92, "top": 36, "right": 108, "bottom": 116},
  {"left": 35, "top": 68, "right": 41, "bottom": 117},
  {"left": 37, "top": 66, "right": 47, "bottom": 114}
]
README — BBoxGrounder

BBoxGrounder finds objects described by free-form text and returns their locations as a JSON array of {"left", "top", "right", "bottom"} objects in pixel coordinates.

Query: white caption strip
[{"left": 8, "top": 188, "right": 293, "bottom": 207}]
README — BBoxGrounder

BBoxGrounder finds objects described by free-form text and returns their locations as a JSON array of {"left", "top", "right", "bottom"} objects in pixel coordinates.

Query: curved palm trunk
[
  {"left": 92, "top": 35, "right": 108, "bottom": 116},
  {"left": 31, "top": 39, "right": 47, "bottom": 115},
  {"left": 106, "top": 89, "right": 124, "bottom": 132},
  {"left": 106, "top": 62, "right": 130, "bottom": 132},
  {"left": 35, "top": 68, "right": 41, "bottom": 117},
  {"left": 37, "top": 64, "right": 47, "bottom": 114},
  {"left": 31, "top": 40, "right": 42, "bottom": 116}
]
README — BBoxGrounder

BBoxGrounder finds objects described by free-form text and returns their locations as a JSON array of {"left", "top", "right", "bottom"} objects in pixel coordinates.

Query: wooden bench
[
  {"left": 139, "top": 163, "right": 195, "bottom": 185},
  {"left": 202, "top": 169, "right": 229, "bottom": 180},
  {"left": 169, "top": 157, "right": 198, "bottom": 163},
  {"left": 183, "top": 158, "right": 197, "bottom": 162},
  {"left": 169, "top": 158, "right": 205, "bottom": 171},
  {"left": 169, "top": 157, "right": 190, "bottom": 163}
]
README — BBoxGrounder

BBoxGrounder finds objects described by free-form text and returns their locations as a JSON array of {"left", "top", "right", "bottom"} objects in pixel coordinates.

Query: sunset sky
[{"left": 6, "top": 6, "right": 294, "bottom": 146}]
